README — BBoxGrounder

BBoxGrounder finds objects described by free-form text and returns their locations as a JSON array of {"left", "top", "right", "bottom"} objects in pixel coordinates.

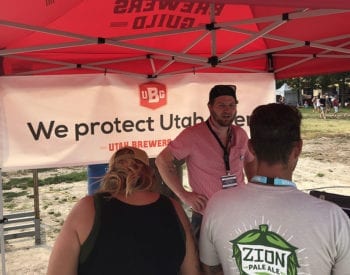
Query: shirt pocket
[{"left": 229, "top": 148, "right": 246, "bottom": 172}]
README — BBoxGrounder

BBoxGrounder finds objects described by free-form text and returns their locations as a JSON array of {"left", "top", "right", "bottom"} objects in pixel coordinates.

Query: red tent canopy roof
[{"left": 1, "top": 0, "right": 350, "bottom": 79}]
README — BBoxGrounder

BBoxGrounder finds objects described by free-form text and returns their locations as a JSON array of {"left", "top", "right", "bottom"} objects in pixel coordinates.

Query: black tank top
[{"left": 78, "top": 193, "right": 186, "bottom": 275}]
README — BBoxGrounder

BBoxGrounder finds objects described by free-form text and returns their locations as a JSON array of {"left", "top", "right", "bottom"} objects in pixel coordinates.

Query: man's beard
[{"left": 211, "top": 111, "right": 236, "bottom": 127}]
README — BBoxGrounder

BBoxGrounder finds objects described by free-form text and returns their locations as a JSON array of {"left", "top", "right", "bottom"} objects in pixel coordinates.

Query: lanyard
[
  {"left": 251, "top": 176, "right": 296, "bottom": 187},
  {"left": 206, "top": 120, "right": 232, "bottom": 172}
]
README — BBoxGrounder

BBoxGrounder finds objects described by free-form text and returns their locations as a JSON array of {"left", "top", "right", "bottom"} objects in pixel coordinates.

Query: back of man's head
[{"left": 249, "top": 103, "right": 302, "bottom": 165}]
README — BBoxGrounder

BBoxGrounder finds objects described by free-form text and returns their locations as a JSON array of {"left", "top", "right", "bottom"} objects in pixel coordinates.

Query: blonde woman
[{"left": 47, "top": 147, "right": 200, "bottom": 275}]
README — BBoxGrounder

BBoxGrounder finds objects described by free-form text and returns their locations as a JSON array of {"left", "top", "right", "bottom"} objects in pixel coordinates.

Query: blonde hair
[{"left": 98, "top": 150, "right": 155, "bottom": 196}]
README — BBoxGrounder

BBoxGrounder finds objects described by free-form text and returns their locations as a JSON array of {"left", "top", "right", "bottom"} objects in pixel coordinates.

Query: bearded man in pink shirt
[{"left": 156, "top": 85, "right": 256, "bottom": 238}]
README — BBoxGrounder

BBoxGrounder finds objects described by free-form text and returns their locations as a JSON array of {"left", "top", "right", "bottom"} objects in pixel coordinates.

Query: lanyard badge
[{"left": 221, "top": 174, "right": 237, "bottom": 189}]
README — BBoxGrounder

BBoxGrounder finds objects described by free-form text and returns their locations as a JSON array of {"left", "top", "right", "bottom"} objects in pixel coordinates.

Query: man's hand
[{"left": 179, "top": 190, "right": 208, "bottom": 213}]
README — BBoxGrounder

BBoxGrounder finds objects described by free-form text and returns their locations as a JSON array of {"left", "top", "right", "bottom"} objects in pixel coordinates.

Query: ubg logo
[{"left": 139, "top": 82, "right": 167, "bottom": 109}]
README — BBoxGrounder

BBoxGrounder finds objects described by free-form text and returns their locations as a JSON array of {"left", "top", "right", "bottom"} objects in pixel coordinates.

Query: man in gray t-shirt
[{"left": 200, "top": 103, "right": 350, "bottom": 275}]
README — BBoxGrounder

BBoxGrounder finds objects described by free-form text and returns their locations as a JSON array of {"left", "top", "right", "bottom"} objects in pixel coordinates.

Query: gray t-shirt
[{"left": 200, "top": 183, "right": 350, "bottom": 275}]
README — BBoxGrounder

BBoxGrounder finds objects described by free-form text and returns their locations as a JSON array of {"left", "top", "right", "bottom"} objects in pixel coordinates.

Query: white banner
[{"left": 0, "top": 73, "right": 275, "bottom": 171}]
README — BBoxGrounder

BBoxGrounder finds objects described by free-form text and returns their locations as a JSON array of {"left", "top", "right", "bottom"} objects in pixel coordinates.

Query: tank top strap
[
  {"left": 79, "top": 193, "right": 103, "bottom": 264},
  {"left": 158, "top": 194, "right": 186, "bottom": 245}
]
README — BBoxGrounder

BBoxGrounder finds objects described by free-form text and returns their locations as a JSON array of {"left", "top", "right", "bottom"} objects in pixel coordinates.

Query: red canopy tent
[
  {"left": 1, "top": 1, "right": 350, "bottom": 274},
  {"left": 1, "top": 0, "right": 350, "bottom": 80}
]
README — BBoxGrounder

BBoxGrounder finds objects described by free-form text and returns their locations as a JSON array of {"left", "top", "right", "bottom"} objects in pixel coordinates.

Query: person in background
[
  {"left": 311, "top": 95, "right": 318, "bottom": 112},
  {"left": 326, "top": 94, "right": 332, "bottom": 113},
  {"left": 303, "top": 100, "right": 309, "bottom": 108},
  {"left": 319, "top": 94, "right": 326, "bottom": 119},
  {"left": 199, "top": 103, "right": 350, "bottom": 275},
  {"left": 333, "top": 95, "right": 340, "bottom": 118},
  {"left": 47, "top": 146, "right": 200, "bottom": 275},
  {"left": 156, "top": 84, "right": 256, "bottom": 239},
  {"left": 316, "top": 95, "right": 321, "bottom": 113}
]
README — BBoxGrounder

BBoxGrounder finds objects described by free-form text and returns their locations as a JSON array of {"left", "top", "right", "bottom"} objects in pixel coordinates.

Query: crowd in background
[{"left": 310, "top": 94, "right": 341, "bottom": 118}]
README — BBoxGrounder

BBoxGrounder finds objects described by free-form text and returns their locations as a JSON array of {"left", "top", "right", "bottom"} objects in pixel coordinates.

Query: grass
[
  {"left": 3, "top": 170, "right": 87, "bottom": 190},
  {"left": 41, "top": 171, "right": 87, "bottom": 185},
  {"left": 3, "top": 168, "right": 87, "bottom": 206},
  {"left": 300, "top": 107, "right": 350, "bottom": 140},
  {"left": 3, "top": 190, "right": 29, "bottom": 202}
]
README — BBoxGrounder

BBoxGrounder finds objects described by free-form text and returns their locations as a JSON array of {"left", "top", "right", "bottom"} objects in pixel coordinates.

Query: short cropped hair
[
  {"left": 249, "top": 103, "right": 302, "bottom": 165},
  {"left": 208, "top": 85, "right": 238, "bottom": 104}
]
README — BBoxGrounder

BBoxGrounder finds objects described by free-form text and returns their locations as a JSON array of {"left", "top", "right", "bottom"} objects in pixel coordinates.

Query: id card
[{"left": 221, "top": 174, "right": 237, "bottom": 189}]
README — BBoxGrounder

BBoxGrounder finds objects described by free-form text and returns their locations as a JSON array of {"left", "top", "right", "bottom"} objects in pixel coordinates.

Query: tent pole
[
  {"left": 32, "top": 169, "right": 41, "bottom": 245},
  {"left": 0, "top": 168, "right": 7, "bottom": 275}
]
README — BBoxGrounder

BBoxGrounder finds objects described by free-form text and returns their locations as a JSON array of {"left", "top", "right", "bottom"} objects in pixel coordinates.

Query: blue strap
[{"left": 251, "top": 175, "right": 296, "bottom": 187}]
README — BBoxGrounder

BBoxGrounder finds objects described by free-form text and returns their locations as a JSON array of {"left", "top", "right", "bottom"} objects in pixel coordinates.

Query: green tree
[{"left": 277, "top": 72, "right": 350, "bottom": 98}]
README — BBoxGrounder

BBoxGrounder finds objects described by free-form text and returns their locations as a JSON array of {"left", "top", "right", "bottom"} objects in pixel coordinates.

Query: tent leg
[
  {"left": 32, "top": 170, "right": 41, "bottom": 245},
  {"left": 0, "top": 169, "right": 7, "bottom": 275}
]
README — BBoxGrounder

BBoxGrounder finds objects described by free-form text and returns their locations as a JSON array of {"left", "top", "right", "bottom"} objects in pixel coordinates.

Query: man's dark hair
[{"left": 249, "top": 103, "right": 302, "bottom": 165}]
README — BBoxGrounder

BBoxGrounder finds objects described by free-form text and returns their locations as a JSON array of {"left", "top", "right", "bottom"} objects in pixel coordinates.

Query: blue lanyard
[{"left": 251, "top": 176, "right": 296, "bottom": 187}]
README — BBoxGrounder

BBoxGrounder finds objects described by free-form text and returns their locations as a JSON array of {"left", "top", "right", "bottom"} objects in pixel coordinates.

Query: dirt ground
[
  {"left": 295, "top": 136, "right": 350, "bottom": 195},
  {"left": 1, "top": 136, "right": 350, "bottom": 274}
]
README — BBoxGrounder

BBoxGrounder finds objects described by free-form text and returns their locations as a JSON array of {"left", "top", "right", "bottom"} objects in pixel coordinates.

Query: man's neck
[{"left": 255, "top": 162, "right": 293, "bottom": 181}]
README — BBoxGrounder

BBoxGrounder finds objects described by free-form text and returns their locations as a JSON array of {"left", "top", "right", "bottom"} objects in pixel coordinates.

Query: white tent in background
[
  {"left": 276, "top": 83, "right": 299, "bottom": 106},
  {"left": 276, "top": 83, "right": 293, "bottom": 97}
]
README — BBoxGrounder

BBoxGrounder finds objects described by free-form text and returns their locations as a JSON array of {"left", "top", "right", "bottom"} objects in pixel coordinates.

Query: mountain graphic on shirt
[{"left": 230, "top": 224, "right": 299, "bottom": 275}]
